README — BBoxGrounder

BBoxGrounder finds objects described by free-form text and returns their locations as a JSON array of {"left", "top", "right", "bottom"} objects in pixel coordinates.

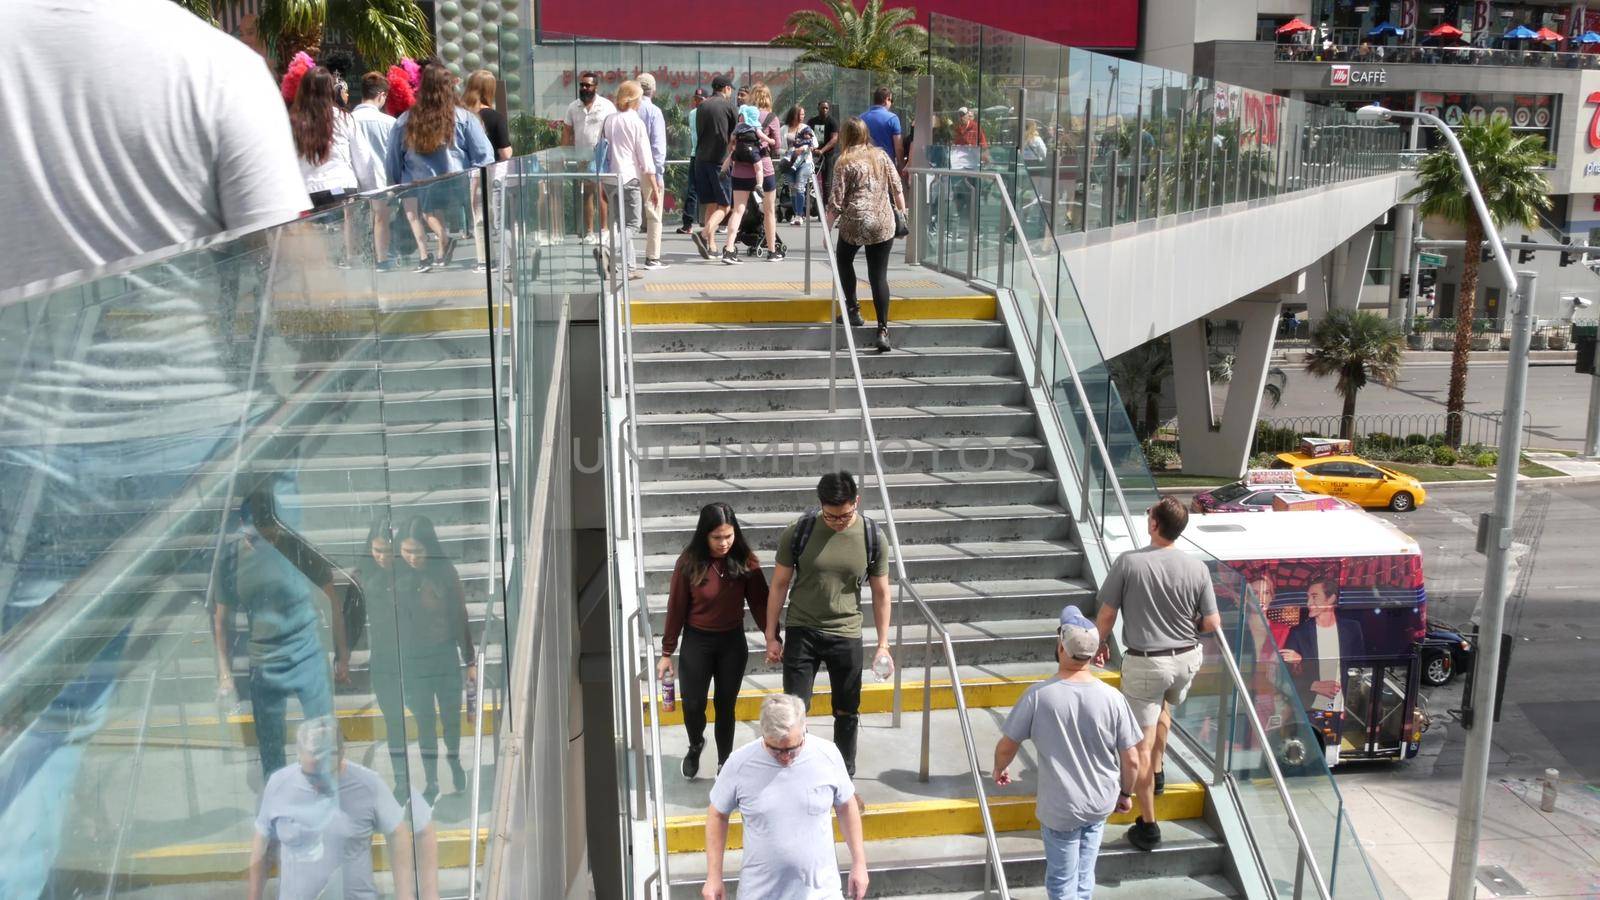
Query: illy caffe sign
[{"left": 1330, "top": 65, "right": 1388, "bottom": 87}]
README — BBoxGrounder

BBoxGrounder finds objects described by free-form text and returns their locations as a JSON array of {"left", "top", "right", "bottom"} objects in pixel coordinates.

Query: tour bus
[{"left": 1182, "top": 509, "right": 1428, "bottom": 767}]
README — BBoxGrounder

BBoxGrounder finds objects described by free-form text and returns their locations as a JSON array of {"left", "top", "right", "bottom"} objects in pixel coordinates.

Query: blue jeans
[{"left": 1041, "top": 820, "right": 1105, "bottom": 900}]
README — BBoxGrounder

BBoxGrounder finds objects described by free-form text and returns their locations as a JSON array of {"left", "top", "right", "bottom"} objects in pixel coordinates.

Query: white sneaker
[
  {"left": 582, "top": 233, "right": 599, "bottom": 245},
  {"left": 643, "top": 258, "right": 669, "bottom": 270}
]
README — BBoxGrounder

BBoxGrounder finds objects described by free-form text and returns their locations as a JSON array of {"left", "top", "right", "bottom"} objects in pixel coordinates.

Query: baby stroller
[{"left": 735, "top": 189, "right": 787, "bottom": 258}]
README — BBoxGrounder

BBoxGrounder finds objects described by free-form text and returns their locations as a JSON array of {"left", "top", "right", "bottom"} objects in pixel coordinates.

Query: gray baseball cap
[{"left": 1058, "top": 605, "right": 1099, "bottom": 660}]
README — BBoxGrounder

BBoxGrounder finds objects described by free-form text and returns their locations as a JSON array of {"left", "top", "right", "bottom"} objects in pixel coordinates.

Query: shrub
[
  {"left": 1396, "top": 444, "right": 1434, "bottom": 463},
  {"left": 1432, "top": 445, "right": 1459, "bottom": 466},
  {"left": 1364, "top": 431, "right": 1399, "bottom": 451},
  {"left": 1142, "top": 440, "right": 1180, "bottom": 471},
  {"left": 1355, "top": 439, "right": 1396, "bottom": 461},
  {"left": 1404, "top": 433, "right": 1429, "bottom": 446},
  {"left": 1248, "top": 452, "right": 1276, "bottom": 469},
  {"left": 1426, "top": 433, "right": 1448, "bottom": 447},
  {"left": 1251, "top": 422, "right": 1302, "bottom": 455},
  {"left": 1472, "top": 450, "right": 1498, "bottom": 468}
]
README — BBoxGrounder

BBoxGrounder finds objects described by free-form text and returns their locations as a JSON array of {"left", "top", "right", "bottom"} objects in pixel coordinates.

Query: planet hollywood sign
[{"left": 1329, "top": 65, "right": 1388, "bottom": 87}]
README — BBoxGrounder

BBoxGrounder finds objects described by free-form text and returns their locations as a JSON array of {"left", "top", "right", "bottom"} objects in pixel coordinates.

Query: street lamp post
[{"left": 1357, "top": 103, "right": 1535, "bottom": 900}]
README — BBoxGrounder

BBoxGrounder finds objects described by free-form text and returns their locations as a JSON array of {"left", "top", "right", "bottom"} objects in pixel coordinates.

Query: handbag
[{"left": 893, "top": 208, "right": 909, "bottom": 238}]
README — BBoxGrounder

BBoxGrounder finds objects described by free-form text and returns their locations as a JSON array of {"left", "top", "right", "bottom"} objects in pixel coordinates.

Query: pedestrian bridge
[{"left": 0, "top": 16, "right": 1405, "bottom": 900}]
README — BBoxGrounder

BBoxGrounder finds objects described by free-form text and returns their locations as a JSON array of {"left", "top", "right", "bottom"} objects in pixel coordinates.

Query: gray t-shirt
[
  {"left": 256, "top": 761, "right": 427, "bottom": 900},
  {"left": 1001, "top": 676, "right": 1143, "bottom": 831},
  {"left": 709, "top": 736, "right": 855, "bottom": 899},
  {"left": 1098, "top": 544, "right": 1219, "bottom": 652}
]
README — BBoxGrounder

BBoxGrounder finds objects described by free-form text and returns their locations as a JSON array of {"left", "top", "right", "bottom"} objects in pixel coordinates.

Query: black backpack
[
  {"left": 732, "top": 123, "right": 763, "bottom": 164},
  {"left": 790, "top": 508, "right": 883, "bottom": 583}
]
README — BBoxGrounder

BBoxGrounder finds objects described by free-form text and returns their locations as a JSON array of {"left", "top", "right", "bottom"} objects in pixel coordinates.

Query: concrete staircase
[{"left": 629, "top": 300, "right": 1241, "bottom": 898}]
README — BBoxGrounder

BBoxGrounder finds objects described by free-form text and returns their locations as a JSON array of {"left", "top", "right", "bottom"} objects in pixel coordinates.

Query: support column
[
  {"left": 1171, "top": 296, "right": 1285, "bottom": 478},
  {"left": 1390, "top": 203, "right": 1416, "bottom": 322},
  {"left": 1332, "top": 224, "right": 1376, "bottom": 313}
]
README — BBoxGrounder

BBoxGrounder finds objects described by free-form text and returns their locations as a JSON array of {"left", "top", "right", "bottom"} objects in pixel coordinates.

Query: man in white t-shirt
[
  {"left": 703, "top": 694, "right": 868, "bottom": 900},
  {"left": 249, "top": 717, "right": 439, "bottom": 900},
  {"left": 562, "top": 71, "right": 617, "bottom": 241}
]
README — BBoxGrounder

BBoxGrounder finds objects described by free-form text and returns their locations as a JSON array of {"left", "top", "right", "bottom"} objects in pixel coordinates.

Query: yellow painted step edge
[
  {"left": 106, "top": 303, "right": 509, "bottom": 336},
  {"left": 102, "top": 703, "right": 498, "bottom": 748},
  {"left": 113, "top": 827, "right": 486, "bottom": 884},
  {"left": 663, "top": 785, "right": 1206, "bottom": 853},
  {"left": 646, "top": 671, "right": 1121, "bottom": 726},
  {"left": 629, "top": 295, "right": 996, "bottom": 325}
]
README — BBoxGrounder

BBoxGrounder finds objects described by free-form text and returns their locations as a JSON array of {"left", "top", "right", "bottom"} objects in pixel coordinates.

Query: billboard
[{"left": 537, "top": 0, "right": 1140, "bottom": 49}]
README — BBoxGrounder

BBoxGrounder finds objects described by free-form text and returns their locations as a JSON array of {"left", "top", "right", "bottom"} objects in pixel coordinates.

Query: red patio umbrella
[
  {"left": 1427, "top": 23, "right": 1465, "bottom": 38},
  {"left": 1535, "top": 26, "right": 1564, "bottom": 41},
  {"left": 1276, "top": 18, "right": 1314, "bottom": 35}
]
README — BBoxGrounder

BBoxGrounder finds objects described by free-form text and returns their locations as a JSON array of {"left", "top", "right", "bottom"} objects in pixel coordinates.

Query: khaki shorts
[{"left": 1120, "top": 645, "right": 1204, "bottom": 729}]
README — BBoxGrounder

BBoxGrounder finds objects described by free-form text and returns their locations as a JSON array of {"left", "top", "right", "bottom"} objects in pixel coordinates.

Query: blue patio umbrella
[
  {"left": 1368, "top": 22, "right": 1405, "bottom": 37},
  {"left": 1503, "top": 24, "right": 1539, "bottom": 40},
  {"left": 1579, "top": 31, "right": 1600, "bottom": 43}
]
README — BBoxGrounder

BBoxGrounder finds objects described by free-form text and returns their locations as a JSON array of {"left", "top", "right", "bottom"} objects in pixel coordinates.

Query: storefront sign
[
  {"left": 1400, "top": 0, "right": 1418, "bottom": 28},
  {"left": 1330, "top": 65, "right": 1388, "bottom": 86},
  {"left": 1473, "top": 0, "right": 1491, "bottom": 31},
  {"left": 1587, "top": 91, "right": 1600, "bottom": 150}
]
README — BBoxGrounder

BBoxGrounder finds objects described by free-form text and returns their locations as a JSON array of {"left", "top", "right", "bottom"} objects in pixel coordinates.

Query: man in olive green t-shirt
[{"left": 764, "top": 471, "right": 893, "bottom": 776}]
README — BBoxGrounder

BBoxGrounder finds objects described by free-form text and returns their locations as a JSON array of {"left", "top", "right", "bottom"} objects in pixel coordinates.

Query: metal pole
[
  {"left": 1448, "top": 268, "right": 1536, "bottom": 900},
  {"left": 1586, "top": 374, "right": 1600, "bottom": 458},
  {"left": 805, "top": 192, "right": 813, "bottom": 295}
]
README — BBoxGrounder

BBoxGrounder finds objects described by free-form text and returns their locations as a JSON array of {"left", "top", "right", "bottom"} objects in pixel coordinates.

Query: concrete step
[
  {"left": 56, "top": 519, "right": 498, "bottom": 568},
  {"left": 634, "top": 375, "right": 1030, "bottom": 415},
  {"left": 641, "top": 617, "right": 1065, "bottom": 673},
  {"left": 632, "top": 346, "right": 1019, "bottom": 383},
  {"left": 260, "top": 418, "right": 498, "bottom": 458},
  {"left": 645, "top": 576, "right": 1091, "bottom": 634},
  {"left": 641, "top": 662, "right": 1097, "bottom": 726},
  {"left": 630, "top": 320, "right": 1010, "bottom": 353},
  {"left": 629, "top": 295, "right": 996, "bottom": 326},
  {"left": 637, "top": 470, "right": 1063, "bottom": 517},
  {"left": 286, "top": 385, "right": 499, "bottom": 425},
  {"left": 277, "top": 451, "right": 506, "bottom": 495},
  {"left": 895, "top": 873, "right": 1240, "bottom": 899},
  {"left": 636, "top": 405, "right": 1038, "bottom": 446},
  {"left": 665, "top": 825, "right": 1232, "bottom": 899},
  {"left": 35, "top": 486, "right": 504, "bottom": 532},
  {"left": 640, "top": 503, "right": 1071, "bottom": 555},
  {"left": 632, "top": 436, "right": 1050, "bottom": 480},
  {"left": 642, "top": 540, "right": 1083, "bottom": 594}
]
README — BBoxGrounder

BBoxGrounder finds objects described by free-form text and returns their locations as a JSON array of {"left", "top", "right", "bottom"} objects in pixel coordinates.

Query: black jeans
[
  {"left": 836, "top": 236, "right": 894, "bottom": 328},
  {"left": 681, "top": 173, "right": 699, "bottom": 227},
  {"left": 678, "top": 625, "right": 749, "bottom": 764},
  {"left": 782, "top": 625, "right": 863, "bottom": 774}
]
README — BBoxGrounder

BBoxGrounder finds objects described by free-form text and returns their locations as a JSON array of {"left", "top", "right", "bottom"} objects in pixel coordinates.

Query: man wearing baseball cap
[{"left": 993, "top": 606, "right": 1141, "bottom": 900}]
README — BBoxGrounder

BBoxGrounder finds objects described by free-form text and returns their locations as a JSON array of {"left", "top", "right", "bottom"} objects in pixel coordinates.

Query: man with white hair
[
  {"left": 249, "top": 717, "right": 440, "bottom": 900},
  {"left": 635, "top": 72, "right": 670, "bottom": 269},
  {"left": 993, "top": 606, "right": 1143, "bottom": 900},
  {"left": 702, "top": 694, "right": 868, "bottom": 900}
]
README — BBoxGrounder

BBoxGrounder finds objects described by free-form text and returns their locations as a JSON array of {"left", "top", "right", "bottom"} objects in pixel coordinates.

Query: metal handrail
[
  {"left": 1204, "top": 621, "right": 1333, "bottom": 900},
  {"left": 906, "top": 166, "right": 1142, "bottom": 563},
  {"left": 809, "top": 171, "right": 1011, "bottom": 897}
]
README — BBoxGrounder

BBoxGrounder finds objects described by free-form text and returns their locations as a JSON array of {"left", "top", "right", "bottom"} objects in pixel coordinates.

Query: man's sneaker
[
  {"left": 643, "top": 258, "right": 669, "bottom": 270},
  {"left": 1127, "top": 818, "right": 1162, "bottom": 851},
  {"left": 1154, "top": 770, "right": 1165, "bottom": 795},
  {"left": 691, "top": 231, "right": 712, "bottom": 259},
  {"left": 721, "top": 248, "right": 742, "bottom": 265}
]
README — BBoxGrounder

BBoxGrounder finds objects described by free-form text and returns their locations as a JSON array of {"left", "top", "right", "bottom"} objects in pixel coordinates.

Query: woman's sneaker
[
  {"left": 691, "top": 231, "right": 712, "bottom": 259},
  {"left": 413, "top": 255, "right": 436, "bottom": 273},
  {"left": 769, "top": 248, "right": 786, "bottom": 261},
  {"left": 721, "top": 248, "right": 742, "bottom": 265}
]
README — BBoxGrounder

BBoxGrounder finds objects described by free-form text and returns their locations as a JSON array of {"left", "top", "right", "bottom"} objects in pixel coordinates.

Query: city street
[
  {"left": 1269, "top": 358, "right": 1595, "bottom": 450},
  {"left": 1335, "top": 481, "right": 1600, "bottom": 898}
]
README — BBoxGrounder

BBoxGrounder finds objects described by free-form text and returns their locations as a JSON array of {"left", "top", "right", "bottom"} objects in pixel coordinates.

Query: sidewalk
[
  {"left": 1519, "top": 450, "right": 1600, "bottom": 481},
  {"left": 1276, "top": 348, "right": 1577, "bottom": 365}
]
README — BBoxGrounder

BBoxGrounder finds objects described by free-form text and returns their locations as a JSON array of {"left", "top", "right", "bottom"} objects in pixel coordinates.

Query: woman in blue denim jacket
[{"left": 384, "top": 62, "right": 494, "bottom": 272}]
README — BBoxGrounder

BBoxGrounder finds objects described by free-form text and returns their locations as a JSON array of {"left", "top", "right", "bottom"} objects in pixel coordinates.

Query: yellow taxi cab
[{"left": 1271, "top": 438, "right": 1427, "bottom": 512}]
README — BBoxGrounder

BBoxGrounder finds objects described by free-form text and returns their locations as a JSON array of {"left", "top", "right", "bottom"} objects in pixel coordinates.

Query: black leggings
[
  {"left": 836, "top": 236, "right": 894, "bottom": 327},
  {"left": 678, "top": 626, "right": 749, "bottom": 764}
]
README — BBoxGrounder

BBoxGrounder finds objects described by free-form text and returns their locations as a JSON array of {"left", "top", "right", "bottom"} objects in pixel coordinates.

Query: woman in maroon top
[{"left": 656, "top": 502, "right": 769, "bottom": 778}]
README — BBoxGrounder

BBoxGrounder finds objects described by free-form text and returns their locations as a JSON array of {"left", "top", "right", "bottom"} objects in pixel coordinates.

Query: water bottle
[
  {"left": 662, "top": 668, "right": 676, "bottom": 713},
  {"left": 872, "top": 651, "right": 894, "bottom": 682}
]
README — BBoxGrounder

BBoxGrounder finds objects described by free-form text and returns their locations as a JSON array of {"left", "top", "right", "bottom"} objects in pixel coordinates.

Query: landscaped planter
[
  {"left": 1406, "top": 333, "right": 1427, "bottom": 350},
  {"left": 1528, "top": 334, "right": 1548, "bottom": 350},
  {"left": 1549, "top": 334, "right": 1569, "bottom": 350},
  {"left": 1470, "top": 336, "right": 1494, "bottom": 351},
  {"left": 1432, "top": 336, "right": 1455, "bottom": 351}
]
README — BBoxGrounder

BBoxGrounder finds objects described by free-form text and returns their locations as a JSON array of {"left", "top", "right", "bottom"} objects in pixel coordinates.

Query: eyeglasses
[
  {"left": 764, "top": 734, "right": 806, "bottom": 762},
  {"left": 819, "top": 505, "right": 857, "bottom": 524}
]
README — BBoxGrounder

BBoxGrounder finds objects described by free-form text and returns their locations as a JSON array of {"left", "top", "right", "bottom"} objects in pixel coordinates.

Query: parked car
[
  {"left": 1418, "top": 622, "right": 1475, "bottom": 687},
  {"left": 1192, "top": 479, "right": 1359, "bottom": 513},
  {"left": 1271, "top": 450, "right": 1428, "bottom": 512}
]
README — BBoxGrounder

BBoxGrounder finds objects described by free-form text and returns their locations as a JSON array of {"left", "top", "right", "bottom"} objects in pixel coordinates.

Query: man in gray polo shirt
[
  {"left": 1094, "top": 496, "right": 1220, "bottom": 852},
  {"left": 995, "top": 606, "right": 1141, "bottom": 900}
]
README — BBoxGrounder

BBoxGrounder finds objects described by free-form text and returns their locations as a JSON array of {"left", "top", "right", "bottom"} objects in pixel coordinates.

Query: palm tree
[
  {"left": 1110, "top": 337, "right": 1173, "bottom": 440},
  {"left": 1303, "top": 309, "right": 1404, "bottom": 439},
  {"left": 254, "top": 0, "right": 433, "bottom": 70},
  {"left": 771, "top": 0, "right": 929, "bottom": 74},
  {"left": 171, "top": 0, "right": 218, "bottom": 24},
  {"left": 1403, "top": 119, "right": 1552, "bottom": 446}
]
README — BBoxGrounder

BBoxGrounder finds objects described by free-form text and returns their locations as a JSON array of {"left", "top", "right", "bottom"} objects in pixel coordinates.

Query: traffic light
[
  {"left": 1560, "top": 237, "right": 1576, "bottom": 267},
  {"left": 1399, "top": 273, "right": 1412, "bottom": 297},
  {"left": 1577, "top": 325, "right": 1597, "bottom": 375},
  {"left": 1517, "top": 234, "right": 1535, "bottom": 265}
]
